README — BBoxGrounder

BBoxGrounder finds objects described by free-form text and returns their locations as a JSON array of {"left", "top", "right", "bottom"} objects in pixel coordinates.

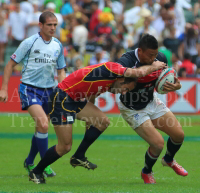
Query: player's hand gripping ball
[{"left": 155, "top": 68, "right": 177, "bottom": 94}]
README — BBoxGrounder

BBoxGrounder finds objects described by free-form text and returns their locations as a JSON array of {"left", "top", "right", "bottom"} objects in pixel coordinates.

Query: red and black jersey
[
  {"left": 118, "top": 49, "right": 168, "bottom": 110},
  {"left": 58, "top": 62, "right": 126, "bottom": 100}
]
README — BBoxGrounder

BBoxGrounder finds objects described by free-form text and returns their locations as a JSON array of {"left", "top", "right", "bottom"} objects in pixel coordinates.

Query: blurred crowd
[{"left": 0, "top": 0, "right": 199, "bottom": 77}]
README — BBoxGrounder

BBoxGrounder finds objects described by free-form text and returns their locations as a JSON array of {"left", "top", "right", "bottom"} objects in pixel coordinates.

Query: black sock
[
  {"left": 164, "top": 137, "right": 182, "bottom": 162},
  {"left": 73, "top": 126, "right": 102, "bottom": 159},
  {"left": 142, "top": 148, "right": 159, "bottom": 174},
  {"left": 33, "top": 145, "right": 61, "bottom": 174}
]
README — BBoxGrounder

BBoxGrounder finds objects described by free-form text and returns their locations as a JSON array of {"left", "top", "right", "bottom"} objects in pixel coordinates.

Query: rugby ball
[{"left": 155, "top": 68, "right": 177, "bottom": 94}]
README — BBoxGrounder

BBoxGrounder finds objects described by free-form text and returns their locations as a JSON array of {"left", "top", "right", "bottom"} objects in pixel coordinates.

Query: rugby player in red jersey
[
  {"left": 28, "top": 61, "right": 166, "bottom": 184},
  {"left": 72, "top": 35, "right": 187, "bottom": 185}
]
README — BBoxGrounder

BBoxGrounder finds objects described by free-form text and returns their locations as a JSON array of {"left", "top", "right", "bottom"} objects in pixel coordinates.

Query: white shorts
[{"left": 118, "top": 94, "right": 170, "bottom": 129}]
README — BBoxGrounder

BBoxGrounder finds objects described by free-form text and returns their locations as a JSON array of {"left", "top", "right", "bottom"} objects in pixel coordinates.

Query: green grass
[{"left": 0, "top": 113, "right": 200, "bottom": 193}]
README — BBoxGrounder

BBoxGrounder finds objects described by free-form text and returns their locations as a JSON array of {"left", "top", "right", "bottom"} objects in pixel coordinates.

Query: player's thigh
[
  {"left": 28, "top": 104, "right": 49, "bottom": 132},
  {"left": 54, "top": 124, "right": 73, "bottom": 155},
  {"left": 54, "top": 124, "right": 73, "bottom": 146},
  {"left": 76, "top": 102, "right": 109, "bottom": 130},
  {"left": 151, "top": 111, "right": 184, "bottom": 142},
  {"left": 135, "top": 119, "right": 164, "bottom": 148}
]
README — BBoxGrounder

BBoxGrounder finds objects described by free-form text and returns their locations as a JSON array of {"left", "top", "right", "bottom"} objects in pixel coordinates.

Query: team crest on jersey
[
  {"left": 34, "top": 49, "right": 40, "bottom": 54},
  {"left": 54, "top": 50, "right": 59, "bottom": 57},
  {"left": 11, "top": 54, "right": 16, "bottom": 59}
]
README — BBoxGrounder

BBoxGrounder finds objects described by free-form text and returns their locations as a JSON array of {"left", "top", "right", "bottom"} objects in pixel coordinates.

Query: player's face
[
  {"left": 111, "top": 78, "right": 136, "bottom": 94},
  {"left": 138, "top": 48, "right": 158, "bottom": 65},
  {"left": 39, "top": 16, "right": 58, "bottom": 39}
]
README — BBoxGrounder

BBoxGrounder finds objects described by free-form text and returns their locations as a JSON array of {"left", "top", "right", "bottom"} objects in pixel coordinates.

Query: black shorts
[{"left": 48, "top": 87, "right": 87, "bottom": 125}]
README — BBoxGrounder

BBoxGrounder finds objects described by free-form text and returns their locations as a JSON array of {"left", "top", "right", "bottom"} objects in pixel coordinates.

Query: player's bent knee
[
  {"left": 154, "top": 138, "right": 164, "bottom": 152},
  {"left": 36, "top": 121, "right": 49, "bottom": 133},
  {"left": 101, "top": 117, "right": 110, "bottom": 130},
  {"left": 62, "top": 144, "right": 72, "bottom": 155},
  {"left": 172, "top": 130, "right": 185, "bottom": 143}
]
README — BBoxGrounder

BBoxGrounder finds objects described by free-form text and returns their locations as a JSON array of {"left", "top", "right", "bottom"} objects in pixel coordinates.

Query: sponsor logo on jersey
[
  {"left": 133, "top": 113, "right": 139, "bottom": 120},
  {"left": 11, "top": 54, "right": 16, "bottom": 59},
  {"left": 34, "top": 49, "right": 40, "bottom": 54},
  {"left": 67, "top": 116, "right": 74, "bottom": 122},
  {"left": 54, "top": 50, "right": 59, "bottom": 57},
  {"left": 35, "top": 58, "right": 56, "bottom": 63}
]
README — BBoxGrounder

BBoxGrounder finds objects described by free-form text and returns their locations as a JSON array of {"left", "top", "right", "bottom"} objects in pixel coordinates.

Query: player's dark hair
[
  {"left": 122, "top": 77, "right": 137, "bottom": 84},
  {"left": 39, "top": 11, "right": 56, "bottom": 24},
  {"left": 138, "top": 34, "right": 158, "bottom": 51}
]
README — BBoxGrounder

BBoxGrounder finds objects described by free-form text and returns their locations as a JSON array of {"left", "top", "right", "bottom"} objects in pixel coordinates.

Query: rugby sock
[
  {"left": 35, "top": 132, "right": 48, "bottom": 159},
  {"left": 142, "top": 148, "right": 159, "bottom": 174},
  {"left": 26, "top": 134, "right": 38, "bottom": 165},
  {"left": 73, "top": 126, "right": 102, "bottom": 159},
  {"left": 33, "top": 145, "right": 61, "bottom": 174},
  {"left": 164, "top": 137, "right": 182, "bottom": 162}
]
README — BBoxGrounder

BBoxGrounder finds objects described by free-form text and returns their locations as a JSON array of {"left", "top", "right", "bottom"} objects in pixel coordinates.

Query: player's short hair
[
  {"left": 39, "top": 11, "right": 56, "bottom": 24},
  {"left": 122, "top": 77, "right": 137, "bottom": 85},
  {"left": 138, "top": 34, "right": 158, "bottom": 51}
]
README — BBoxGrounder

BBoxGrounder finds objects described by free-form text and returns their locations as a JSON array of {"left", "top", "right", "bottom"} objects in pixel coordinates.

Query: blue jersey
[{"left": 11, "top": 33, "right": 66, "bottom": 88}]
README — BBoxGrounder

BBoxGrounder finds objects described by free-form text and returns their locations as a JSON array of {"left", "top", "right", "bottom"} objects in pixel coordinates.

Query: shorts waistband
[{"left": 21, "top": 82, "right": 53, "bottom": 89}]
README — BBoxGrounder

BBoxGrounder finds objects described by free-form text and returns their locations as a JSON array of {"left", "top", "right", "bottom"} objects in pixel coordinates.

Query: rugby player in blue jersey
[{"left": 0, "top": 11, "right": 66, "bottom": 177}]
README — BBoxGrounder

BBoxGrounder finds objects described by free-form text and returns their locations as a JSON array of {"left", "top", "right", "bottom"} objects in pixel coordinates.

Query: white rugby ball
[{"left": 155, "top": 68, "right": 177, "bottom": 94}]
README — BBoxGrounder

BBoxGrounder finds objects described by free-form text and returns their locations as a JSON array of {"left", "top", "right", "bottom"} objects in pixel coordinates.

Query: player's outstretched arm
[
  {"left": 124, "top": 61, "right": 166, "bottom": 78},
  {"left": 0, "top": 59, "right": 18, "bottom": 102}
]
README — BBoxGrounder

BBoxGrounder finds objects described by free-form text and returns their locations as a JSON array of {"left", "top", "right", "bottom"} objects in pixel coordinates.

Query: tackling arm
[{"left": 124, "top": 61, "right": 166, "bottom": 78}]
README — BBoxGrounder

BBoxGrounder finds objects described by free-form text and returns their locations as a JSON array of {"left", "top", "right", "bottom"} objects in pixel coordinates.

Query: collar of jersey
[
  {"left": 135, "top": 48, "right": 140, "bottom": 62},
  {"left": 38, "top": 32, "right": 52, "bottom": 44}
]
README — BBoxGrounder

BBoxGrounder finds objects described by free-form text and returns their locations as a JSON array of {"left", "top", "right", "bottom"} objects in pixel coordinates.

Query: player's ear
[
  {"left": 38, "top": 22, "right": 43, "bottom": 29},
  {"left": 138, "top": 48, "right": 142, "bottom": 55}
]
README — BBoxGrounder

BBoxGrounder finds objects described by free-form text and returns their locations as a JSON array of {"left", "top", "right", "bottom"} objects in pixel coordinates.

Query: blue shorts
[
  {"left": 19, "top": 83, "right": 53, "bottom": 114},
  {"left": 48, "top": 87, "right": 87, "bottom": 125}
]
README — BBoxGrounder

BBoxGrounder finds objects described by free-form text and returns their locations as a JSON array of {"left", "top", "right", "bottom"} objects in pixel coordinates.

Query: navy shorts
[
  {"left": 48, "top": 87, "right": 87, "bottom": 125},
  {"left": 19, "top": 83, "right": 53, "bottom": 114}
]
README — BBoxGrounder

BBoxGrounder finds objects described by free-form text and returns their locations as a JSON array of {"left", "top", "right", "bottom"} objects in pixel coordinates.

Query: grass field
[{"left": 0, "top": 113, "right": 200, "bottom": 193}]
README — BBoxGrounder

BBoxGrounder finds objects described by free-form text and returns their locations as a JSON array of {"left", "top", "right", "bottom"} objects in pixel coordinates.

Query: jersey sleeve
[
  {"left": 105, "top": 62, "right": 127, "bottom": 77},
  {"left": 10, "top": 38, "right": 35, "bottom": 64},
  {"left": 117, "top": 51, "right": 137, "bottom": 68},
  {"left": 54, "top": 39, "right": 66, "bottom": 69}
]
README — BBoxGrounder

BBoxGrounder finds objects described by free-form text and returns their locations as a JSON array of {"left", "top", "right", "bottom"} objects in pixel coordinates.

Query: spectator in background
[
  {"left": 94, "top": 8, "right": 117, "bottom": 45},
  {"left": 178, "top": 67, "right": 187, "bottom": 77},
  {"left": 0, "top": 7, "right": 8, "bottom": 66},
  {"left": 26, "top": 0, "right": 41, "bottom": 38},
  {"left": 20, "top": 0, "right": 34, "bottom": 16},
  {"left": 112, "top": 44, "right": 124, "bottom": 62},
  {"left": 66, "top": 44, "right": 84, "bottom": 74},
  {"left": 61, "top": 0, "right": 74, "bottom": 21},
  {"left": 163, "top": 26, "right": 182, "bottom": 57},
  {"left": 169, "top": 0, "right": 186, "bottom": 38},
  {"left": 89, "top": 0, "right": 101, "bottom": 35},
  {"left": 143, "top": 0, "right": 161, "bottom": 18},
  {"left": 8, "top": 1, "right": 27, "bottom": 46},
  {"left": 89, "top": 46, "right": 109, "bottom": 65},
  {"left": 180, "top": 53, "right": 197, "bottom": 76},
  {"left": 134, "top": 16, "right": 158, "bottom": 44},
  {"left": 179, "top": 24, "right": 199, "bottom": 63},
  {"left": 71, "top": 13, "right": 88, "bottom": 55},
  {"left": 44, "top": 0, "right": 63, "bottom": 13},
  {"left": 172, "top": 52, "right": 182, "bottom": 72}
]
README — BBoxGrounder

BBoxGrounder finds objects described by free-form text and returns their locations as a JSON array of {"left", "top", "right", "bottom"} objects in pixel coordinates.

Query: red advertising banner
[{"left": 0, "top": 76, "right": 200, "bottom": 114}]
